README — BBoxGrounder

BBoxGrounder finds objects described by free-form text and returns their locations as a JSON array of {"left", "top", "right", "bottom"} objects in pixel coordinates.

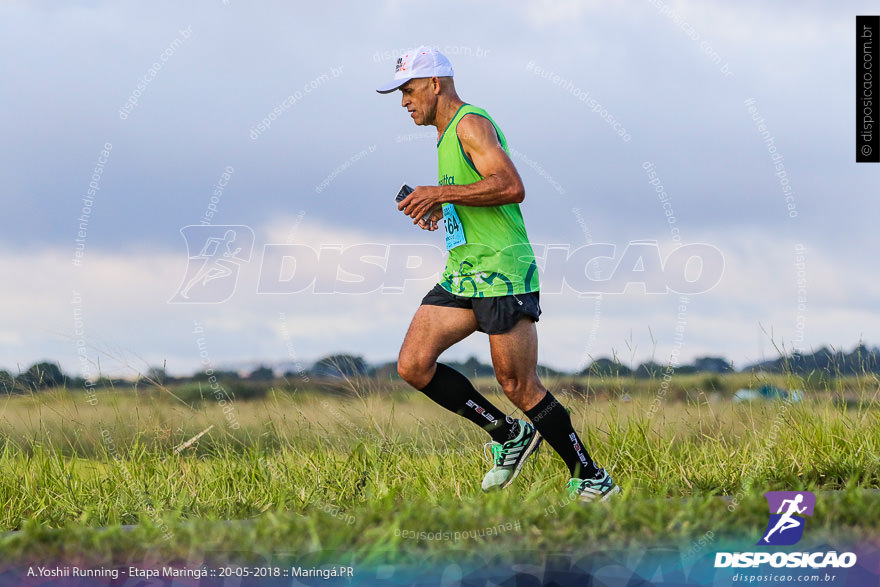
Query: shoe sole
[
  {"left": 599, "top": 484, "right": 622, "bottom": 501},
  {"left": 571, "top": 482, "right": 622, "bottom": 503},
  {"left": 495, "top": 432, "right": 543, "bottom": 491}
]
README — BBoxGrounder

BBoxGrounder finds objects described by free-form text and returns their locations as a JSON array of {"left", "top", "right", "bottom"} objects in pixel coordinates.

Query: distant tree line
[
  {"left": 4, "top": 343, "right": 878, "bottom": 393},
  {"left": 0, "top": 361, "right": 134, "bottom": 394},
  {"left": 748, "top": 344, "right": 880, "bottom": 376}
]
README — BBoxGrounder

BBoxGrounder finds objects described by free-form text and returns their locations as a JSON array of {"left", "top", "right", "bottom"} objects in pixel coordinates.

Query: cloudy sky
[{"left": 2, "top": 0, "right": 877, "bottom": 378}]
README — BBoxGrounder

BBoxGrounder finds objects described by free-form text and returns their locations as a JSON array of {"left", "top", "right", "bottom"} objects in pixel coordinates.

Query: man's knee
[
  {"left": 496, "top": 372, "right": 527, "bottom": 397},
  {"left": 396, "top": 359, "right": 418, "bottom": 385},
  {"left": 496, "top": 372, "right": 544, "bottom": 406},
  {"left": 397, "top": 351, "right": 434, "bottom": 388}
]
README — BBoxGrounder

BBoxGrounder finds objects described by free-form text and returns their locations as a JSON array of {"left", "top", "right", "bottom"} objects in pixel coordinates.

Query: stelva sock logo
[{"left": 758, "top": 491, "right": 816, "bottom": 546}]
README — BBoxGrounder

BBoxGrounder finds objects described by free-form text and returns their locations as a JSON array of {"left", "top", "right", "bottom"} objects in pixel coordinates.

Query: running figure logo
[
  {"left": 169, "top": 225, "right": 254, "bottom": 303},
  {"left": 758, "top": 491, "right": 816, "bottom": 546}
]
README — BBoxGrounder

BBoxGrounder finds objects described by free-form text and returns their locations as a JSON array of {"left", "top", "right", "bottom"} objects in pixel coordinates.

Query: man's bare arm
[{"left": 398, "top": 114, "right": 525, "bottom": 224}]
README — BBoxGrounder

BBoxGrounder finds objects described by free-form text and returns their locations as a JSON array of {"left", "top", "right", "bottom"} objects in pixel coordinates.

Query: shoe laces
[
  {"left": 569, "top": 469, "right": 609, "bottom": 491},
  {"left": 483, "top": 442, "right": 504, "bottom": 466},
  {"left": 482, "top": 422, "right": 523, "bottom": 466}
]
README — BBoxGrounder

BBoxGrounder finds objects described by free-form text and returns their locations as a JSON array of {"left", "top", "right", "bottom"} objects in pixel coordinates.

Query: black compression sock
[
  {"left": 419, "top": 363, "right": 518, "bottom": 444},
  {"left": 525, "top": 392, "right": 600, "bottom": 479}
]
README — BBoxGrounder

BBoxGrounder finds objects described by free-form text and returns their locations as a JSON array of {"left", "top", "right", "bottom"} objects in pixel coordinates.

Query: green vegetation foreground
[{"left": 1, "top": 375, "right": 879, "bottom": 564}]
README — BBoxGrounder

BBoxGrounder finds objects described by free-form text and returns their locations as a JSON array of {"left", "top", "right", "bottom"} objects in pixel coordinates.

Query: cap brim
[{"left": 376, "top": 77, "right": 412, "bottom": 94}]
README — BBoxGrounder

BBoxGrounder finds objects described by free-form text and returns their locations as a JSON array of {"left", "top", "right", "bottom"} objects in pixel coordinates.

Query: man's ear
[{"left": 431, "top": 77, "right": 441, "bottom": 94}]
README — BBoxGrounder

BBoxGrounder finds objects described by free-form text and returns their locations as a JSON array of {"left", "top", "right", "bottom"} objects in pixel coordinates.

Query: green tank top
[{"left": 437, "top": 104, "right": 539, "bottom": 297}]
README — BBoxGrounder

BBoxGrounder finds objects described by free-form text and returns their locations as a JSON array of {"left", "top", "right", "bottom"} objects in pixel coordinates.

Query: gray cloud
[{"left": 2, "top": 0, "right": 877, "bottom": 374}]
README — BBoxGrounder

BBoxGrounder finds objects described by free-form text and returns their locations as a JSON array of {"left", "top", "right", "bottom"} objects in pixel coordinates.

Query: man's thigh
[
  {"left": 488, "top": 317, "right": 539, "bottom": 381},
  {"left": 399, "top": 303, "right": 479, "bottom": 366}
]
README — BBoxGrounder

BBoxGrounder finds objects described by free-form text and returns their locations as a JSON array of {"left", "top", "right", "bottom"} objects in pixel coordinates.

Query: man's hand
[
  {"left": 416, "top": 207, "right": 443, "bottom": 231},
  {"left": 398, "top": 185, "right": 443, "bottom": 226}
]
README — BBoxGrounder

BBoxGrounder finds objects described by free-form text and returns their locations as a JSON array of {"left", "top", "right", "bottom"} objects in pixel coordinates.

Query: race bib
[{"left": 442, "top": 203, "right": 466, "bottom": 250}]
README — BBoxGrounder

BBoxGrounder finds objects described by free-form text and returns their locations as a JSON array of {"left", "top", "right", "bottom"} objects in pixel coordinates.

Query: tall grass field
[{"left": 1, "top": 372, "right": 878, "bottom": 572}]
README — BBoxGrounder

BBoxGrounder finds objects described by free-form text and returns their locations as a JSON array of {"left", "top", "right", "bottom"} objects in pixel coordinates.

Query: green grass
[{"left": 1, "top": 374, "right": 879, "bottom": 565}]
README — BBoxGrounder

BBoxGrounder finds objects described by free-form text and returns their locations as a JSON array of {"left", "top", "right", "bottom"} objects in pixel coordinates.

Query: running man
[
  {"left": 377, "top": 46, "right": 620, "bottom": 501},
  {"left": 762, "top": 494, "right": 807, "bottom": 543},
  {"left": 180, "top": 229, "right": 242, "bottom": 299}
]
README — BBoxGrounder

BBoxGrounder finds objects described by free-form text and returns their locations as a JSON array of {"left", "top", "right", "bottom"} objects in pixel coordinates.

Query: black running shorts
[{"left": 420, "top": 284, "right": 541, "bottom": 335}]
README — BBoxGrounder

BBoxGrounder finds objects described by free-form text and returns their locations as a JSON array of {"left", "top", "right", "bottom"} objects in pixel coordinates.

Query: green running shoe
[
  {"left": 481, "top": 420, "right": 542, "bottom": 492},
  {"left": 566, "top": 469, "right": 621, "bottom": 502}
]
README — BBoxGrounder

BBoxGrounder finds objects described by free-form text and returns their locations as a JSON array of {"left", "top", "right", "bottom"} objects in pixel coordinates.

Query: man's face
[{"left": 399, "top": 78, "right": 436, "bottom": 126}]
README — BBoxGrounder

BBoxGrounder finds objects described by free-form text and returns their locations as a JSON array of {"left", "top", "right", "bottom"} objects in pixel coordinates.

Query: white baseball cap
[{"left": 376, "top": 45, "right": 454, "bottom": 94}]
